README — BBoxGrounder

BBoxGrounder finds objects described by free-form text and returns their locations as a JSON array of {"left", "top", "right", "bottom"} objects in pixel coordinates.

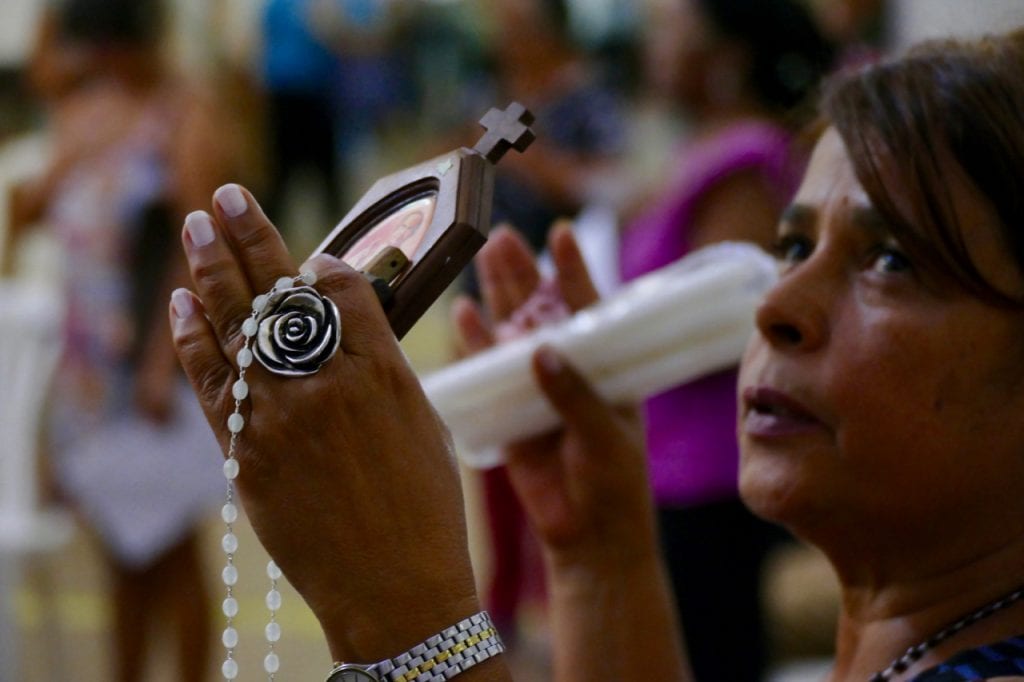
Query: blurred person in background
[
  {"left": 260, "top": 0, "right": 413, "bottom": 245},
  {"left": 259, "top": 0, "right": 345, "bottom": 230},
  {"left": 320, "top": 0, "right": 410, "bottom": 196},
  {"left": 8, "top": 0, "right": 236, "bottom": 679},
  {"left": 617, "top": 0, "right": 836, "bottom": 679},
  {"left": 480, "top": 0, "right": 627, "bottom": 275},
  {"left": 393, "top": 1, "right": 492, "bottom": 139},
  {"left": 459, "top": 0, "right": 629, "bottom": 646}
]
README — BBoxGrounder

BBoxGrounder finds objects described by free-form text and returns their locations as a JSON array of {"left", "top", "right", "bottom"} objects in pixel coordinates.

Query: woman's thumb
[{"left": 532, "top": 344, "right": 616, "bottom": 443}]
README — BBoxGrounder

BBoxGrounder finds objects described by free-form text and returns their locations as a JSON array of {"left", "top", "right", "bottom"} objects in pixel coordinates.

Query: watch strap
[{"left": 327, "top": 611, "right": 504, "bottom": 682}]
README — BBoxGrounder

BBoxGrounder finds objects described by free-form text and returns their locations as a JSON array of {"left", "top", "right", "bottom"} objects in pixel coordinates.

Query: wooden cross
[{"left": 473, "top": 102, "right": 536, "bottom": 164}]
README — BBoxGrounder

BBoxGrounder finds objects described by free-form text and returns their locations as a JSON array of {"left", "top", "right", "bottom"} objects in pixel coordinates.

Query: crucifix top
[{"left": 473, "top": 102, "right": 536, "bottom": 165}]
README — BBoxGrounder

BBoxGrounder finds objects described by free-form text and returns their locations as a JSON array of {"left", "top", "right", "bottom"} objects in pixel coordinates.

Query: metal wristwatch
[{"left": 325, "top": 612, "right": 504, "bottom": 682}]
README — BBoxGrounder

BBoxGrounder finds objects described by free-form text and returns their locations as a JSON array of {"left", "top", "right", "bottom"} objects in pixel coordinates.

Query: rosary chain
[{"left": 219, "top": 270, "right": 317, "bottom": 680}]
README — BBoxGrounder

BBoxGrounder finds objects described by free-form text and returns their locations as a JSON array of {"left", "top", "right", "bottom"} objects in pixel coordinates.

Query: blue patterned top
[{"left": 913, "top": 635, "right": 1024, "bottom": 680}]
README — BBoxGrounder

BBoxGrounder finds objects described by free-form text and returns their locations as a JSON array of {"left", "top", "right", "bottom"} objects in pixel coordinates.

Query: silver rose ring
[{"left": 253, "top": 284, "right": 341, "bottom": 377}]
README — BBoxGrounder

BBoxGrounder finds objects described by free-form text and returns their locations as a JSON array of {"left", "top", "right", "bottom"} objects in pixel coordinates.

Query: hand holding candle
[{"left": 429, "top": 237, "right": 778, "bottom": 465}]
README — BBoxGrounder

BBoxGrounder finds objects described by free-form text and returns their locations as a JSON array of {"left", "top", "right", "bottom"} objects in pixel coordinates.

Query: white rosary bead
[
  {"left": 222, "top": 533, "right": 239, "bottom": 554},
  {"left": 221, "top": 502, "right": 238, "bottom": 524},
  {"left": 241, "top": 317, "right": 259, "bottom": 338},
  {"left": 222, "top": 657, "right": 239, "bottom": 680},
  {"left": 227, "top": 413, "right": 245, "bottom": 434},
  {"left": 265, "top": 589, "right": 282, "bottom": 611},
  {"left": 219, "top": 278, "right": 312, "bottom": 680},
  {"left": 222, "top": 565, "right": 239, "bottom": 586},
  {"left": 222, "top": 627, "right": 239, "bottom": 649}
]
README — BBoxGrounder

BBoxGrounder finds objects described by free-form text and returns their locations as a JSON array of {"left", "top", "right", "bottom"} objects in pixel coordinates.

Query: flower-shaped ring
[{"left": 253, "top": 286, "right": 341, "bottom": 377}]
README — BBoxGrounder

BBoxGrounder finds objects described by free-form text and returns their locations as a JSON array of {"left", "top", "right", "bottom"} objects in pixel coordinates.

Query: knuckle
[
  {"left": 191, "top": 257, "right": 230, "bottom": 291},
  {"left": 175, "top": 334, "right": 230, "bottom": 409},
  {"left": 193, "top": 361, "right": 229, "bottom": 411},
  {"left": 234, "top": 220, "right": 272, "bottom": 251},
  {"left": 172, "top": 323, "right": 208, "bottom": 362}
]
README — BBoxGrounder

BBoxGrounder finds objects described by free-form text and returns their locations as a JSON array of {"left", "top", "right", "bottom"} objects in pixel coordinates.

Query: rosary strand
[{"left": 220, "top": 271, "right": 317, "bottom": 680}]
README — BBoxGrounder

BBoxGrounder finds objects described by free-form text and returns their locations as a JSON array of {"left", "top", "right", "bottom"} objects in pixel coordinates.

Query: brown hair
[{"left": 821, "top": 29, "right": 1024, "bottom": 306}]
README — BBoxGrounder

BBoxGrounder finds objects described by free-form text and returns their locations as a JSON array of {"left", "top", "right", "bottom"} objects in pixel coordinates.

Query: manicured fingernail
[
  {"left": 215, "top": 183, "right": 248, "bottom": 218},
  {"left": 171, "top": 288, "right": 195, "bottom": 320},
  {"left": 185, "top": 211, "right": 215, "bottom": 247},
  {"left": 536, "top": 344, "right": 563, "bottom": 375}
]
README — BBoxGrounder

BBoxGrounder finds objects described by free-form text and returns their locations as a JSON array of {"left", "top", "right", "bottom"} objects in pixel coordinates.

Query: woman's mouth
[{"left": 742, "top": 386, "right": 825, "bottom": 438}]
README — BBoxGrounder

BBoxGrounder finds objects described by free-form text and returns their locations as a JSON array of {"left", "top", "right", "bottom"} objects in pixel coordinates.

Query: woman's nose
[{"left": 754, "top": 265, "right": 830, "bottom": 352}]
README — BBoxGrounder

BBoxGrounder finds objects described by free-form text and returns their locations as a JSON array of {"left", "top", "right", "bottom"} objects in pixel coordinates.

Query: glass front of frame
[{"left": 341, "top": 193, "right": 438, "bottom": 271}]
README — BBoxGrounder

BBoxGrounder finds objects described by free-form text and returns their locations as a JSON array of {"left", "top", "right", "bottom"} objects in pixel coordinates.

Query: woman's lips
[{"left": 742, "top": 386, "right": 825, "bottom": 437}]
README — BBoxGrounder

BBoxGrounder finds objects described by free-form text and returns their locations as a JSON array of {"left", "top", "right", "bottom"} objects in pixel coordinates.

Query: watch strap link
[{"left": 327, "top": 611, "right": 504, "bottom": 682}]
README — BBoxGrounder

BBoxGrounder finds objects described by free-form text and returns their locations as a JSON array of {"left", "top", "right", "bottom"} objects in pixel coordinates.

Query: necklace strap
[{"left": 870, "top": 583, "right": 1024, "bottom": 682}]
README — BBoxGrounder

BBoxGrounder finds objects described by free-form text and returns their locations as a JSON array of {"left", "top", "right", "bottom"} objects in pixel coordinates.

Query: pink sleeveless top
[{"left": 619, "top": 120, "right": 799, "bottom": 507}]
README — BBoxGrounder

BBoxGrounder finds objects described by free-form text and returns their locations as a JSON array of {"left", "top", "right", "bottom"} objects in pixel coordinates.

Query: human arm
[
  {"left": 522, "top": 347, "right": 691, "bottom": 682},
  {"left": 453, "top": 225, "right": 691, "bottom": 681},
  {"left": 169, "top": 184, "right": 511, "bottom": 679}
]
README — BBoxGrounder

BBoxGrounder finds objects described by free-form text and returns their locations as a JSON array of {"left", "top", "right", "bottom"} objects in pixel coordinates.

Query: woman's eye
[
  {"left": 771, "top": 234, "right": 813, "bottom": 264},
  {"left": 870, "top": 246, "right": 912, "bottom": 274}
]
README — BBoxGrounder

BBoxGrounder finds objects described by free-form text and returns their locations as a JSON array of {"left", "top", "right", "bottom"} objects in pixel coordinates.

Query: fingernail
[
  {"left": 171, "top": 288, "right": 195, "bottom": 320},
  {"left": 536, "top": 345, "right": 563, "bottom": 376},
  {"left": 215, "top": 183, "right": 248, "bottom": 218},
  {"left": 185, "top": 211, "right": 215, "bottom": 247}
]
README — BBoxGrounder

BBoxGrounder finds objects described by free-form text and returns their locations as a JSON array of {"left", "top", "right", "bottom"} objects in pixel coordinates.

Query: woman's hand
[
  {"left": 453, "top": 225, "right": 657, "bottom": 567},
  {"left": 454, "top": 225, "right": 689, "bottom": 681},
  {"left": 168, "top": 184, "right": 495, "bottom": 670}
]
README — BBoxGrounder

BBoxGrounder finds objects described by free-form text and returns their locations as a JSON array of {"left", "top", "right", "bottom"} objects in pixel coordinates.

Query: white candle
[{"left": 420, "top": 242, "right": 778, "bottom": 466}]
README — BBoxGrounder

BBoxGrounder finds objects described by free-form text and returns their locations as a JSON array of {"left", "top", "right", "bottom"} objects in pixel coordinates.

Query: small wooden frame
[{"left": 310, "top": 102, "right": 535, "bottom": 338}]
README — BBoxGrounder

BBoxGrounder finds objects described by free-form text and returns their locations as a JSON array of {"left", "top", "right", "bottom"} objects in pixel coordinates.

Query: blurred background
[{"left": 0, "top": 1, "right": 1022, "bottom": 680}]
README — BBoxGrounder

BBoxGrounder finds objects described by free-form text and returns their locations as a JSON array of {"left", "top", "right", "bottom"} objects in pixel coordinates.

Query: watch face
[
  {"left": 341, "top": 193, "right": 438, "bottom": 272},
  {"left": 339, "top": 668, "right": 378, "bottom": 682}
]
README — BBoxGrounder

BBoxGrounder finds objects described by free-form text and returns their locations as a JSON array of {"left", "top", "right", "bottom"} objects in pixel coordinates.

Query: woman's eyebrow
[
  {"left": 779, "top": 203, "right": 815, "bottom": 229},
  {"left": 779, "top": 203, "right": 890, "bottom": 235},
  {"left": 850, "top": 205, "right": 891, "bottom": 236}
]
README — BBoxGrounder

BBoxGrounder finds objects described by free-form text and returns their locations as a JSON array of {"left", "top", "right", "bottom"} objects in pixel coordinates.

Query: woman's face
[{"left": 737, "top": 129, "right": 1024, "bottom": 552}]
